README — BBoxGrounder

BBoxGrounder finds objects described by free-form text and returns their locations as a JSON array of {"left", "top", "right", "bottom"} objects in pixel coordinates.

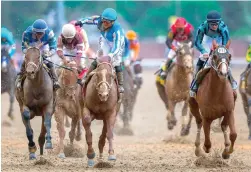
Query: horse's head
[
  {"left": 94, "top": 56, "right": 115, "bottom": 102},
  {"left": 211, "top": 40, "right": 231, "bottom": 79},
  {"left": 176, "top": 42, "right": 193, "bottom": 69},
  {"left": 24, "top": 47, "right": 42, "bottom": 79},
  {"left": 1, "top": 46, "right": 10, "bottom": 72},
  {"left": 61, "top": 60, "right": 78, "bottom": 87}
]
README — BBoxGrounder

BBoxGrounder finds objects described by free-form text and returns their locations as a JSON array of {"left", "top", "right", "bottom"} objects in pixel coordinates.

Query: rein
[{"left": 95, "top": 62, "right": 114, "bottom": 91}]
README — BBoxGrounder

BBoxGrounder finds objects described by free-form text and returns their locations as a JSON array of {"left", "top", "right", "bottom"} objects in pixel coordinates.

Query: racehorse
[
  {"left": 54, "top": 60, "right": 84, "bottom": 159},
  {"left": 156, "top": 42, "right": 194, "bottom": 136},
  {"left": 239, "top": 63, "right": 251, "bottom": 140},
  {"left": 1, "top": 46, "right": 17, "bottom": 120},
  {"left": 15, "top": 45, "right": 55, "bottom": 160},
  {"left": 189, "top": 40, "right": 237, "bottom": 159},
  {"left": 82, "top": 56, "right": 120, "bottom": 167}
]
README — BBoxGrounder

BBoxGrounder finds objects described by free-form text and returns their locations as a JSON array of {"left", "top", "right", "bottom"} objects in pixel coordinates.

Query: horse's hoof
[
  {"left": 8, "top": 113, "right": 14, "bottom": 121},
  {"left": 108, "top": 154, "right": 116, "bottom": 161},
  {"left": 222, "top": 152, "right": 230, "bottom": 159},
  {"left": 87, "top": 152, "right": 95, "bottom": 159},
  {"left": 203, "top": 145, "right": 211, "bottom": 153},
  {"left": 58, "top": 153, "right": 66, "bottom": 159},
  {"left": 45, "top": 142, "right": 53, "bottom": 149},
  {"left": 75, "top": 134, "right": 82, "bottom": 141},
  {"left": 87, "top": 159, "right": 95, "bottom": 167},
  {"left": 167, "top": 123, "right": 174, "bottom": 130},
  {"left": 29, "top": 153, "right": 36, "bottom": 160}
]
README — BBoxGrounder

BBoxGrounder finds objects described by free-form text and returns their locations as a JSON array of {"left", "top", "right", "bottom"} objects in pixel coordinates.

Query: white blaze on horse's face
[
  {"left": 97, "top": 69, "right": 109, "bottom": 102},
  {"left": 183, "top": 54, "right": 193, "bottom": 69},
  {"left": 219, "top": 58, "right": 228, "bottom": 78}
]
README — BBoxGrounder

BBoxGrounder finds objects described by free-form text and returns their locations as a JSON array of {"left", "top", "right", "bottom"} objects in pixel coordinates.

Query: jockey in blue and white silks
[
  {"left": 17, "top": 19, "right": 60, "bottom": 90},
  {"left": 1, "top": 27, "right": 16, "bottom": 59},
  {"left": 75, "top": 8, "right": 125, "bottom": 92},
  {"left": 190, "top": 10, "right": 237, "bottom": 97}
]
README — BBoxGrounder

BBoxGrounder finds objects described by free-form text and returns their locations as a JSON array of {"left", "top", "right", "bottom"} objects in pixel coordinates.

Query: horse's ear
[
  {"left": 226, "top": 40, "right": 231, "bottom": 49},
  {"left": 228, "top": 53, "right": 232, "bottom": 61},
  {"left": 212, "top": 40, "right": 218, "bottom": 50}
]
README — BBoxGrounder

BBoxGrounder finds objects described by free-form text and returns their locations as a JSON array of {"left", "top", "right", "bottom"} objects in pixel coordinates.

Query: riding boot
[
  {"left": 160, "top": 59, "right": 173, "bottom": 78},
  {"left": 48, "top": 63, "right": 60, "bottom": 90},
  {"left": 228, "top": 69, "right": 238, "bottom": 90},
  {"left": 16, "top": 62, "right": 26, "bottom": 90},
  {"left": 115, "top": 65, "right": 124, "bottom": 93},
  {"left": 190, "top": 58, "right": 206, "bottom": 97},
  {"left": 80, "top": 60, "right": 97, "bottom": 87}
]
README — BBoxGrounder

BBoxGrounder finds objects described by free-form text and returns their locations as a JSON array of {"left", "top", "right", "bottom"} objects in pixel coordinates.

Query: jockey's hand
[
  {"left": 202, "top": 53, "right": 209, "bottom": 59},
  {"left": 75, "top": 21, "right": 83, "bottom": 27},
  {"left": 171, "top": 46, "right": 177, "bottom": 52},
  {"left": 62, "top": 57, "right": 68, "bottom": 64}
]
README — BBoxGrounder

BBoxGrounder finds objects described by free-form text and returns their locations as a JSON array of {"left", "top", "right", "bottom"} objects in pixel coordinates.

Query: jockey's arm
[
  {"left": 220, "top": 25, "right": 230, "bottom": 46},
  {"left": 80, "top": 16, "right": 100, "bottom": 25},
  {"left": 132, "top": 42, "right": 140, "bottom": 61},
  {"left": 47, "top": 30, "right": 57, "bottom": 56},
  {"left": 21, "top": 31, "right": 30, "bottom": 54},
  {"left": 56, "top": 36, "right": 64, "bottom": 59},
  {"left": 76, "top": 36, "right": 84, "bottom": 58},
  {"left": 108, "top": 29, "right": 124, "bottom": 60},
  {"left": 194, "top": 26, "right": 207, "bottom": 54},
  {"left": 81, "top": 29, "right": 89, "bottom": 52},
  {"left": 165, "top": 30, "right": 175, "bottom": 50},
  {"left": 187, "top": 32, "right": 194, "bottom": 47}
]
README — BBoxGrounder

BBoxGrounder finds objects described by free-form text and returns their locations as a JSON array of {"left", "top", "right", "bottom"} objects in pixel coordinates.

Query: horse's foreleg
[
  {"left": 54, "top": 108, "right": 65, "bottom": 158},
  {"left": 82, "top": 107, "right": 95, "bottom": 167},
  {"left": 21, "top": 106, "right": 37, "bottom": 160},
  {"left": 121, "top": 99, "right": 130, "bottom": 128},
  {"left": 38, "top": 116, "right": 47, "bottom": 156},
  {"left": 156, "top": 82, "right": 168, "bottom": 109},
  {"left": 181, "top": 101, "right": 188, "bottom": 136},
  {"left": 166, "top": 101, "right": 177, "bottom": 130},
  {"left": 228, "top": 111, "right": 237, "bottom": 154},
  {"left": 202, "top": 119, "right": 212, "bottom": 153},
  {"left": 246, "top": 94, "right": 251, "bottom": 140},
  {"left": 75, "top": 120, "right": 82, "bottom": 141},
  {"left": 221, "top": 115, "right": 231, "bottom": 159},
  {"left": 188, "top": 98, "right": 203, "bottom": 157},
  {"left": 106, "top": 110, "right": 117, "bottom": 161},
  {"left": 65, "top": 116, "right": 70, "bottom": 128},
  {"left": 8, "top": 89, "right": 15, "bottom": 120},
  {"left": 44, "top": 103, "right": 53, "bottom": 149},
  {"left": 69, "top": 117, "right": 78, "bottom": 145},
  {"left": 98, "top": 120, "right": 107, "bottom": 161}
]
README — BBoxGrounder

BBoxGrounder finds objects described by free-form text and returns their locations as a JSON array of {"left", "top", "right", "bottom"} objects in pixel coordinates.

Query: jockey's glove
[{"left": 75, "top": 21, "right": 83, "bottom": 27}]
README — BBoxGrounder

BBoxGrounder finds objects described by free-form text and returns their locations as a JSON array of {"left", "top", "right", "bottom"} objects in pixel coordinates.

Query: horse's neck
[
  {"left": 207, "top": 68, "right": 228, "bottom": 92},
  {"left": 173, "top": 65, "right": 191, "bottom": 83},
  {"left": 30, "top": 67, "right": 47, "bottom": 86}
]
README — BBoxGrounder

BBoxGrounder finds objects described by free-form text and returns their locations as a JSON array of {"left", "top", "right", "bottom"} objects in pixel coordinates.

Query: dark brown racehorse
[
  {"left": 15, "top": 46, "right": 55, "bottom": 160},
  {"left": 189, "top": 40, "right": 237, "bottom": 159}
]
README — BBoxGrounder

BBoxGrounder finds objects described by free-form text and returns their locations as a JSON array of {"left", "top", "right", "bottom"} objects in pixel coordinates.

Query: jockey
[
  {"left": 125, "top": 30, "right": 142, "bottom": 84},
  {"left": 57, "top": 23, "right": 89, "bottom": 85},
  {"left": 75, "top": 8, "right": 125, "bottom": 93},
  {"left": 190, "top": 10, "right": 237, "bottom": 97},
  {"left": 160, "top": 17, "right": 194, "bottom": 77},
  {"left": 240, "top": 43, "right": 251, "bottom": 89},
  {"left": 17, "top": 19, "right": 60, "bottom": 90},
  {"left": 1, "top": 27, "right": 16, "bottom": 63}
]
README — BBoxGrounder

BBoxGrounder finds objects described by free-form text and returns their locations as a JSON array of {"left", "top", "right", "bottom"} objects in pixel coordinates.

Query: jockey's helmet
[
  {"left": 32, "top": 19, "right": 48, "bottom": 33},
  {"left": 101, "top": 8, "right": 117, "bottom": 21},
  {"left": 62, "top": 24, "right": 76, "bottom": 39}
]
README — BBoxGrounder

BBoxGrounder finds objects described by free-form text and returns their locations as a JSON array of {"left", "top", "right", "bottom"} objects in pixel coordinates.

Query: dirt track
[{"left": 1, "top": 68, "right": 251, "bottom": 172}]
